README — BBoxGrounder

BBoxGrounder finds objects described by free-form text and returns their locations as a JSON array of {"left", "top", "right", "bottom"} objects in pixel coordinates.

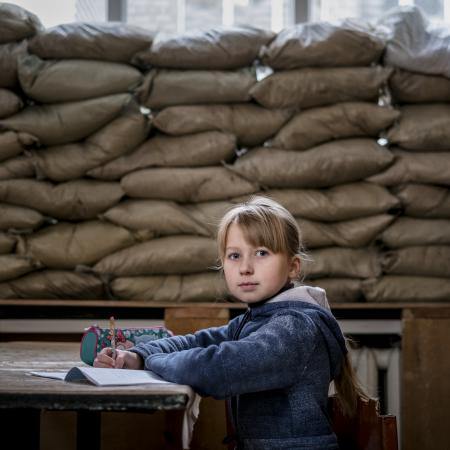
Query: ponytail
[{"left": 333, "top": 341, "right": 371, "bottom": 417}]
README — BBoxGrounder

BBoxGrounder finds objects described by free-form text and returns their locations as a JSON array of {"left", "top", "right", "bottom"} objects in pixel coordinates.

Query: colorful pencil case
[{"left": 80, "top": 325, "right": 173, "bottom": 365}]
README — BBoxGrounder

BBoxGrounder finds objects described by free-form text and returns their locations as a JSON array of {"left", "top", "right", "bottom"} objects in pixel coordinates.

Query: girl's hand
[{"left": 93, "top": 348, "right": 144, "bottom": 370}]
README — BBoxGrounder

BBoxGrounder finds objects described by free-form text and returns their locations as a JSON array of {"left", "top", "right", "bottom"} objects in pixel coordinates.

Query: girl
[{"left": 94, "top": 196, "right": 367, "bottom": 450}]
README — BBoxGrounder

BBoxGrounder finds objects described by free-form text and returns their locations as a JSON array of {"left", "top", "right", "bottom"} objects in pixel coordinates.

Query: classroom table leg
[{"left": 77, "top": 410, "right": 101, "bottom": 450}]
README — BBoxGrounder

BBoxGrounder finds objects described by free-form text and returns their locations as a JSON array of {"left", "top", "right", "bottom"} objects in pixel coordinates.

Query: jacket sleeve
[
  {"left": 129, "top": 319, "right": 238, "bottom": 361},
  {"left": 145, "top": 312, "right": 321, "bottom": 399}
]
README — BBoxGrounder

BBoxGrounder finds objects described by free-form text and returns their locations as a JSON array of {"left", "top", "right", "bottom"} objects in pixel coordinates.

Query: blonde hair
[{"left": 217, "top": 196, "right": 307, "bottom": 279}]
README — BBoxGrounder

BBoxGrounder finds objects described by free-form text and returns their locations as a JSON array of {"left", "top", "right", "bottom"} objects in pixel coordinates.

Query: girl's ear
[{"left": 288, "top": 256, "right": 301, "bottom": 279}]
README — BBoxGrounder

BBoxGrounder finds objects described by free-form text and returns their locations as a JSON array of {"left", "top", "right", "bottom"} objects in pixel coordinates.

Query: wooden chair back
[{"left": 329, "top": 396, "right": 398, "bottom": 450}]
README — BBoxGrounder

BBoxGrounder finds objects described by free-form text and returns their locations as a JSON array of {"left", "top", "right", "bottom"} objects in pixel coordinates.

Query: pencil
[{"left": 109, "top": 316, "right": 116, "bottom": 360}]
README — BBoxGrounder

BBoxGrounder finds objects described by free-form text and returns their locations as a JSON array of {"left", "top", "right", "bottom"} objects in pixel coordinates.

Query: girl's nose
[{"left": 239, "top": 256, "right": 254, "bottom": 275}]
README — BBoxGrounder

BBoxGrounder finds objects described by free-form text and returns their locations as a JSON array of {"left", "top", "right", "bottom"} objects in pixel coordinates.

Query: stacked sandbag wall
[
  {"left": 361, "top": 7, "right": 450, "bottom": 303},
  {"left": 0, "top": 4, "right": 449, "bottom": 304}
]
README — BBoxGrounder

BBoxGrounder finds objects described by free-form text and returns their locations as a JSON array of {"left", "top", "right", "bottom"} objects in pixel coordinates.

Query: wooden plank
[{"left": 402, "top": 309, "right": 450, "bottom": 450}]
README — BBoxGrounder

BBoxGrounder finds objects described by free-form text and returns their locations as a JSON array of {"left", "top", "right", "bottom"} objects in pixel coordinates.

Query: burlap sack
[
  {"left": 389, "top": 69, "right": 450, "bottom": 104},
  {"left": 138, "top": 69, "right": 256, "bottom": 108},
  {"left": 88, "top": 131, "right": 236, "bottom": 180},
  {"left": 270, "top": 103, "right": 399, "bottom": 150},
  {"left": 0, "top": 88, "right": 23, "bottom": 119},
  {"left": 380, "top": 6, "right": 450, "bottom": 78},
  {"left": 306, "top": 278, "right": 363, "bottom": 303},
  {"left": 133, "top": 26, "right": 274, "bottom": 69},
  {"left": 386, "top": 104, "right": 450, "bottom": 151},
  {"left": 0, "top": 203, "right": 44, "bottom": 231},
  {"left": 249, "top": 66, "right": 392, "bottom": 109},
  {"left": 0, "top": 40, "right": 28, "bottom": 88},
  {"left": 110, "top": 272, "right": 227, "bottom": 302},
  {"left": 392, "top": 184, "right": 450, "bottom": 218},
  {"left": 0, "top": 3, "right": 43, "bottom": 44},
  {"left": 0, "top": 233, "right": 16, "bottom": 254},
  {"left": 299, "top": 214, "right": 395, "bottom": 249},
  {"left": 260, "top": 19, "right": 384, "bottom": 69},
  {"left": 265, "top": 183, "right": 400, "bottom": 221},
  {"left": 28, "top": 22, "right": 153, "bottom": 63},
  {"left": 0, "top": 93, "right": 131, "bottom": 146},
  {"left": 0, "top": 155, "right": 34, "bottom": 180},
  {"left": 31, "top": 105, "right": 150, "bottom": 181},
  {"left": 382, "top": 245, "right": 450, "bottom": 277},
  {"left": 0, "top": 269, "right": 105, "bottom": 299},
  {"left": 0, "top": 130, "right": 38, "bottom": 162},
  {"left": 367, "top": 149, "right": 450, "bottom": 186},
  {"left": 183, "top": 201, "right": 235, "bottom": 237},
  {"left": 18, "top": 55, "right": 143, "bottom": 103},
  {"left": 153, "top": 104, "right": 292, "bottom": 147},
  {"left": 362, "top": 275, "right": 450, "bottom": 302},
  {"left": 94, "top": 235, "right": 217, "bottom": 276},
  {"left": 231, "top": 139, "right": 394, "bottom": 188},
  {"left": 305, "top": 247, "right": 381, "bottom": 279},
  {"left": 101, "top": 200, "right": 210, "bottom": 237},
  {"left": 0, "top": 254, "right": 39, "bottom": 282},
  {"left": 17, "top": 221, "right": 136, "bottom": 269},
  {"left": 122, "top": 167, "right": 259, "bottom": 202},
  {"left": 379, "top": 217, "right": 450, "bottom": 248},
  {"left": 0, "top": 179, "right": 124, "bottom": 220}
]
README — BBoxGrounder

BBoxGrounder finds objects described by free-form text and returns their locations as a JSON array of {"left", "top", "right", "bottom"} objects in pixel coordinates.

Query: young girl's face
[{"left": 223, "top": 223, "right": 300, "bottom": 304}]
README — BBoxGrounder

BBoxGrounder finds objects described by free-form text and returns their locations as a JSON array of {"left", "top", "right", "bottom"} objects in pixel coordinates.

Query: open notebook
[{"left": 31, "top": 367, "right": 174, "bottom": 386}]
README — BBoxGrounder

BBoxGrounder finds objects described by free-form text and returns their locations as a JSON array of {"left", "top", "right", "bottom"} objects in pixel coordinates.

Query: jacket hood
[{"left": 264, "top": 285, "right": 347, "bottom": 378}]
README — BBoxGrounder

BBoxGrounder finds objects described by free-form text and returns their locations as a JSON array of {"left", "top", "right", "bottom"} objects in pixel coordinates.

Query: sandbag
[
  {"left": 0, "top": 93, "right": 131, "bottom": 146},
  {"left": 18, "top": 54, "right": 143, "bottom": 103},
  {"left": 265, "top": 183, "right": 400, "bottom": 221},
  {"left": 0, "top": 88, "right": 23, "bottom": 119},
  {"left": 392, "top": 184, "right": 450, "bottom": 218},
  {"left": 88, "top": 131, "right": 236, "bottom": 180},
  {"left": 122, "top": 167, "right": 259, "bottom": 203},
  {"left": 28, "top": 22, "right": 153, "bottom": 63},
  {"left": 183, "top": 201, "right": 234, "bottom": 237},
  {"left": 110, "top": 272, "right": 227, "bottom": 302},
  {"left": 0, "top": 155, "right": 34, "bottom": 180},
  {"left": 362, "top": 275, "right": 450, "bottom": 302},
  {"left": 379, "top": 217, "right": 450, "bottom": 248},
  {"left": 0, "top": 203, "right": 45, "bottom": 231},
  {"left": 17, "top": 221, "right": 136, "bottom": 269},
  {"left": 307, "top": 278, "right": 363, "bottom": 303},
  {"left": 0, "top": 130, "right": 38, "bottom": 162},
  {"left": 386, "top": 104, "right": 450, "bottom": 151},
  {"left": 231, "top": 139, "right": 394, "bottom": 188},
  {"left": 380, "top": 6, "right": 450, "bottom": 78},
  {"left": 138, "top": 69, "right": 256, "bottom": 108},
  {"left": 0, "top": 254, "right": 39, "bottom": 282},
  {"left": 260, "top": 19, "right": 384, "bottom": 69},
  {"left": 0, "top": 179, "right": 124, "bottom": 220},
  {"left": 0, "top": 3, "right": 43, "bottom": 44},
  {"left": 299, "top": 214, "right": 395, "bottom": 249},
  {"left": 0, "top": 269, "right": 105, "bottom": 299},
  {"left": 382, "top": 246, "right": 450, "bottom": 277},
  {"left": 133, "top": 26, "right": 274, "bottom": 69},
  {"left": 153, "top": 104, "right": 292, "bottom": 147},
  {"left": 270, "top": 103, "right": 399, "bottom": 150},
  {"left": 0, "top": 40, "right": 28, "bottom": 88},
  {"left": 101, "top": 200, "right": 210, "bottom": 237},
  {"left": 31, "top": 105, "right": 150, "bottom": 181},
  {"left": 389, "top": 69, "right": 450, "bottom": 104},
  {"left": 0, "top": 233, "right": 16, "bottom": 254},
  {"left": 305, "top": 247, "right": 381, "bottom": 279},
  {"left": 94, "top": 235, "right": 217, "bottom": 276},
  {"left": 249, "top": 66, "right": 392, "bottom": 109},
  {"left": 367, "top": 149, "right": 450, "bottom": 186}
]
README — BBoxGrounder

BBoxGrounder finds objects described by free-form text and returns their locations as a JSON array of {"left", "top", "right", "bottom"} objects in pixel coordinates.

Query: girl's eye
[
  {"left": 227, "top": 252, "right": 240, "bottom": 260},
  {"left": 256, "top": 249, "right": 269, "bottom": 257}
]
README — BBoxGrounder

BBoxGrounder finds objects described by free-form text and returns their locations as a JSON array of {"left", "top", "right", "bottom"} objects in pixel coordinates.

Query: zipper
[{"left": 233, "top": 308, "right": 251, "bottom": 340}]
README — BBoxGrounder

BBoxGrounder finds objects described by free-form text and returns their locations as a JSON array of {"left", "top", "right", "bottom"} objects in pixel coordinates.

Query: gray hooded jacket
[{"left": 130, "top": 285, "right": 347, "bottom": 450}]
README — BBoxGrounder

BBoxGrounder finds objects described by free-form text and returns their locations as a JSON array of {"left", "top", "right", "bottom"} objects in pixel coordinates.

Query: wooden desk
[{"left": 0, "top": 341, "right": 194, "bottom": 450}]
